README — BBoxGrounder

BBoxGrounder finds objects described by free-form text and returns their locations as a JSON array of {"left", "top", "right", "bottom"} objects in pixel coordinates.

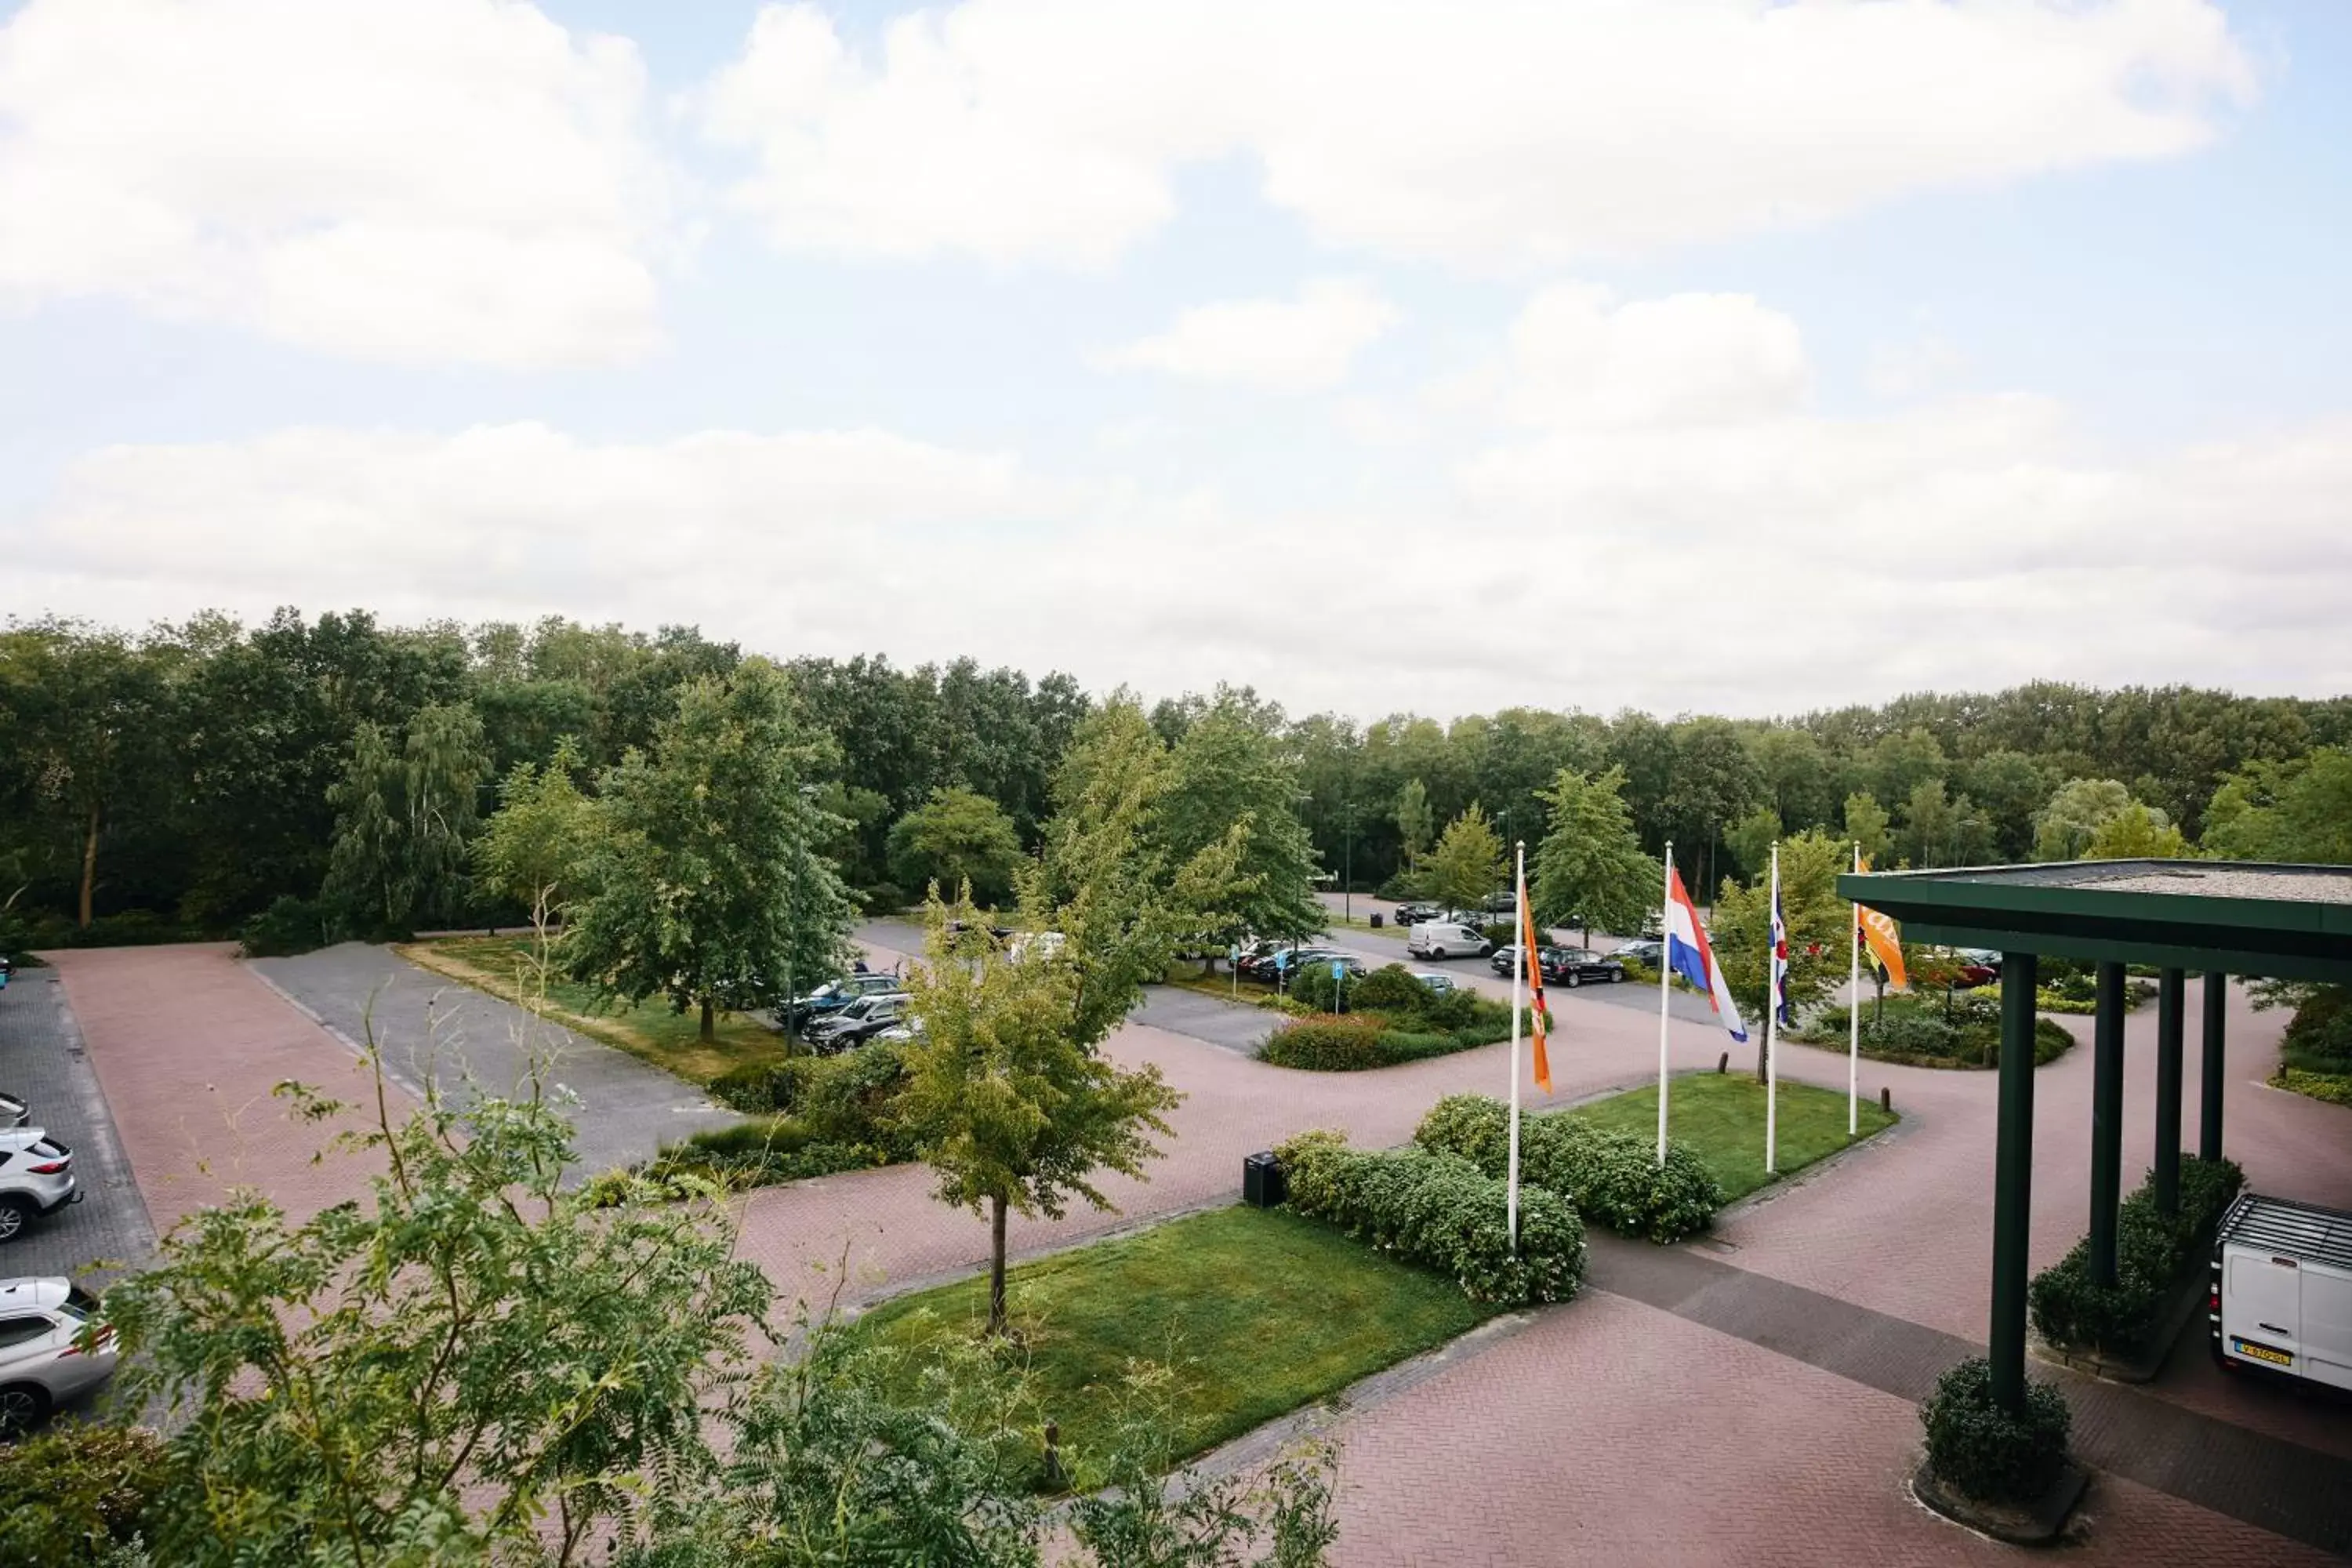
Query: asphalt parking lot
[{"left": 0, "top": 967, "right": 155, "bottom": 1287}]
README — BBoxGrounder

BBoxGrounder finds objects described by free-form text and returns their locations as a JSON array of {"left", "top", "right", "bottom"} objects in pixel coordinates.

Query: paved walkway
[
  {"left": 38, "top": 939, "right": 2352, "bottom": 1561},
  {"left": 251, "top": 942, "right": 745, "bottom": 1177}
]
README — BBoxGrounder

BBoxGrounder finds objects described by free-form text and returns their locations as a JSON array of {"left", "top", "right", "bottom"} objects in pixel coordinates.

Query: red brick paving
[
  {"left": 53, "top": 940, "right": 2352, "bottom": 1562},
  {"left": 46, "top": 943, "right": 417, "bottom": 1235}
]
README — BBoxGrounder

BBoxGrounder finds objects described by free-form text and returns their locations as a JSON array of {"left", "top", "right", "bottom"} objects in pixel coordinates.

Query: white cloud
[
  {"left": 1489, "top": 284, "right": 1810, "bottom": 428},
  {"left": 1098, "top": 278, "right": 1396, "bottom": 394},
  {"left": 697, "top": 0, "right": 2252, "bottom": 270},
  {"left": 0, "top": 0, "right": 670, "bottom": 367}
]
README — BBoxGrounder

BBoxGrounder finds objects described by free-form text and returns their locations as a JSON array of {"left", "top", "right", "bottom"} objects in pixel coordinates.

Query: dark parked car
[
  {"left": 1250, "top": 947, "right": 1360, "bottom": 984},
  {"left": 1612, "top": 938, "right": 1664, "bottom": 968},
  {"left": 781, "top": 971, "right": 903, "bottom": 1030},
  {"left": 1540, "top": 947, "right": 1626, "bottom": 987},
  {"left": 801, "top": 992, "right": 913, "bottom": 1051},
  {"left": 1392, "top": 902, "right": 1449, "bottom": 928},
  {"left": 1480, "top": 890, "right": 1518, "bottom": 915}
]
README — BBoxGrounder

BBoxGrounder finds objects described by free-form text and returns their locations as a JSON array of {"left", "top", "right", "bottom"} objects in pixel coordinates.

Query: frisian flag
[
  {"left": 1665, "top": 864, "right": 1748, "bottom": 1044},
  {"left": 1516, "top": 861, "right": 1552, "bottom": 1094},
  {"left": 1770, "top": 873, "right": 1792, "bottom": 1028}
]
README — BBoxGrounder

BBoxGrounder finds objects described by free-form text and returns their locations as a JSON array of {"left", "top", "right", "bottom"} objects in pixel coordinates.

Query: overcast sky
[{"left": 4, "top": 0, "right": 2348, "bottom": 720}]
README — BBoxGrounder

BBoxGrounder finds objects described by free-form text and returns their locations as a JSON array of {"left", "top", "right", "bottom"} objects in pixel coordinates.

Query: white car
[
  {"left": 1406, "top": 922, "right": 1494, "bottom": 961},
  {"left": 0, "top": 1127, "right": 78, "bottom": 1243},
  {"left": 0, "top": 1091, "right": 27, "bottom": 1130},
  {"left": 0, "top": 1276, "right": 117, "bottom": 1435}
]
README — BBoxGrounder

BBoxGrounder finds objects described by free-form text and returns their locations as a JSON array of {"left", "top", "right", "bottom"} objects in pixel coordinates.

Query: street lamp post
[{"left": 1343, "top": 799, "right": 1355, "bottom": 924}]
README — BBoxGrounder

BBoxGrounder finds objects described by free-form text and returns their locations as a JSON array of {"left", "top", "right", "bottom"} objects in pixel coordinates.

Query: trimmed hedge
[
  {"left": 1920, "top": 1356, "right": 2071, "bottom": 1504},
  {"left": 2027, "top": 1155, "right": 2245, "bottom": 1357},
  {"left": 1802, "top": 995, "right": 2071, "bottom": 1069},
  {"left": 1415, "top": 1094, "right": 1723, "bottom": 1243},
  {"left": 1275, "top": 1130, "right": 1585, "bottom": 1306},
  {"left": 1261, "top": 1013, "right": 1516, "bottom": 1072}
]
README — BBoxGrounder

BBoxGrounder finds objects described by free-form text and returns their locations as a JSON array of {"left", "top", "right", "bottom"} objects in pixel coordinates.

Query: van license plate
[{"left": 2230, "top": 1337, "right": 2292, "bottom": 1367}]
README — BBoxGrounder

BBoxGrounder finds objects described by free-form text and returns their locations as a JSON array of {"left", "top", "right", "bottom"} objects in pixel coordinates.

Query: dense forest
[{"left": 3, "top": 607, "right": 2349, "bottom": 946}]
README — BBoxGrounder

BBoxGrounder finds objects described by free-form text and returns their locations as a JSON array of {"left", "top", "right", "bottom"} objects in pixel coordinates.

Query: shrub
[
  {"left": 1416, "top": 1094, "right": 1723, "bottom": 1243},
  {"left": 2284, "top": 986, "right": 2352, "bottom": 1064},
  {"left": 2277, "top": 1066, "right": 2352, "bottom": 1106},
  {"left": 1350, "top": 963, "right": 1445, "bottom": 1013},
  {"left": 0, "top": 1422, "right": 169, "bottom": 1565},
  {"left": 1261, "top": 1015, "right": 1385, "bottom": 1071},
  {"left": 235, "top": 895, "right": 336, "bottom": 958},
  {"left": 2027, "top": 1155, "right": 2245, "bottom": 1356},
  {"left": 1919, "top": 1357, "right": 2071, "bottom": 1504},
  {"left": 1274, "top": 1130, "right": 1585, "bottom": 1306},
  {"left": 706, "top": 1060, "right": 797, "bottom": 1114},
  {"left": 1804, "top": 996, "right": 2071, "bottom": 1069}
]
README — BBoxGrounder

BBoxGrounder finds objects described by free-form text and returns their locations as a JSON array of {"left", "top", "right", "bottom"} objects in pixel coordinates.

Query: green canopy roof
[{"left": 1836, "top": 859, "right": 2352, "bottom": 983}]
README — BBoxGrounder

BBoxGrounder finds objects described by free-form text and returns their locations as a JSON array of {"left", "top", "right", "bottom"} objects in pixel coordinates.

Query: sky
[{"left": 3, "top": 0, "right": 2350, "bottom": 722}]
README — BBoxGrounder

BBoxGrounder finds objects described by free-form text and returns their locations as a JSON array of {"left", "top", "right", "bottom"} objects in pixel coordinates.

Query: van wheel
[
  {"left": 0, "top": 1383, "right": 48, "bottom": 1437},
  {"left": 1432, "top": 948, "right": 1448, "bottom": 961},
  {"left": 0, "top": 1199, "right": 31, "bottom": 1243}
]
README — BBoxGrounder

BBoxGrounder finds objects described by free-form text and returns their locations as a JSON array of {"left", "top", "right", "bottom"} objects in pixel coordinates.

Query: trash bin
[
  {"left": 1243, "top": 1150, "right": 1287, "bottom": 1209},
  {"left": 1369, "top": 912, "right": 1383, "bottom": 928}
]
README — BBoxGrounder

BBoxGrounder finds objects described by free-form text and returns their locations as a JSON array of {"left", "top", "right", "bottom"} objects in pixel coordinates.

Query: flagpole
[
  {"left": 1657, "top": 839, "right": 1672, "bottom": 1167},
  {"left": 1848, "top": 840, "right": 1861, "bottom": 1137},
  {"left": 1508, "top": 841, "right": 1525, "bottom": 1255},
  {"left": 1766, "top": 842, "right": 1780, "bottom": 1176}
]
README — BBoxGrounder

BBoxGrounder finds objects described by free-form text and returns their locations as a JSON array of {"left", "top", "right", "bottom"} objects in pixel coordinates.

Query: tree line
[{"left": 3, "top": 607, "right": 2348, "bottom": 945}]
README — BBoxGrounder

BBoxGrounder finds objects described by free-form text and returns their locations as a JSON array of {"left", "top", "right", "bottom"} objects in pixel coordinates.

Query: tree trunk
[
  {"left": 78, "top": 805, "right": 100, "bottom": 929},
  {"left": 699, "top": 996, "right": 716, "bottom": 1043},
  {"left": 988, "top": 1192, "right": 1010, "bottom": 1336}
]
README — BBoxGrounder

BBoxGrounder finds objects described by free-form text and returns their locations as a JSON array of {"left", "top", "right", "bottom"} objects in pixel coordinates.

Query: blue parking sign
[{"left": 1330, "top": 960, "right": 1346, "bottom": 980}]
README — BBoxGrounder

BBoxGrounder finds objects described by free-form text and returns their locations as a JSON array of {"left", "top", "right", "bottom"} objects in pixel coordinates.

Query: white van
[
  {"left": 2210, "top": 1192, "right": 2352, "bottom": 1392},
  {"left": 1406, "top": 921, "right": 1493, "bottom": 961}
]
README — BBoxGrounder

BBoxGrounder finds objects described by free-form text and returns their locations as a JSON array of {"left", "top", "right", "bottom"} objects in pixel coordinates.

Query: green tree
[
  {"left": 1842, "top": 791, "right": 1892, "bottom": 866},
  {"left": 2202, "top": 748, "right": 2352, "bottom": 863},
  {"left": 1708, "top": 830, "right": 1849, "bottom": 1080},
  {"left": 1899, "top": 780, "right": 1994, "bottom": 869},
  {"left": 887, "top": 786, "right": 1026, "bottom": 906},
  {"left": 1864, "top": 727, "right": 1946, "bottom": 813},
  {"left": 1959, "top": 749, "right": 2051, "bottom": 861},
  {"left": 474, "top": 739, "right": 596, "bottom": 924},
  {"left": 564, "top": 661, "right": 853, "bottom": 1043},
  {"left": 1530, "top": 767, "right": 1658, "bottom": 946},
  {"left": 1394, "top": 777, "right": 1435, "bottom": 871},
  {"left": 1159, "top": 690, "right": 1324, "bottom": 949},
  {"left": 899, "top": 886, "right": 1185, "bottom": 1337},
  {"left": 2031, "top": 777, "right": 2136, "bottom": 862},
  {"left": 324, "top": 722, "right": 405, "bottom": 930},
  {"left": 2085, "top": 802, "right": 2191, "bottom": 859},
  {"left": 1421, "top": 804, "right": 1506, "bottom": 915},
  {"left": 1723, "top": 805, "right": 1783, "bottom": 886},
  {"left": 398, "top": 702, "right": 491, "bottom": 926}
]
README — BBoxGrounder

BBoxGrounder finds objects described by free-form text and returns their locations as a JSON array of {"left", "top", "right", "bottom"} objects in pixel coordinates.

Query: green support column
[
  {"left": 2154, "top": 970, "right": 2184, "bottom": 1214},
  {"left": 2200, "top": 972, "right": 2227, "bottom": 1162},
  {"left": 1991, "top": 950, "right": 2040, "bottom": 1413},
  {"left": 2088, "top": 961, "right": 2127, "bottom": 1288}
]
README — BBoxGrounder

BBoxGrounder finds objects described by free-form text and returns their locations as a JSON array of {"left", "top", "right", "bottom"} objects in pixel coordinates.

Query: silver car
[
  {"left": 0, "top": 1127, "right": 78, "bottom": 1243},
  {"left": 0, "top": 1277, "right": 117, "bottom": 1433}
]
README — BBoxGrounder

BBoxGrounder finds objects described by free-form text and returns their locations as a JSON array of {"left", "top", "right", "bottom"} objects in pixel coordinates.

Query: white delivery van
[
  {"left": 2210, "top": 1192, "right": 2352, "bottom": 1392},
  {"left": 1407, "top": 922, "right": 1493, "bottom": 961}
]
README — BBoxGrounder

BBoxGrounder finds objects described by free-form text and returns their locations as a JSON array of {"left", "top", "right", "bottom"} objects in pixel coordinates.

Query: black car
[
  {"left": 1392, "top": 902, "right": 1448, "bottom": 928},
  {"left": 1541, "top": 948, "right": 1626, "bottom": 987},
  {"left": 1612, "top": 938, "right": 1664, "bottom": 968},
  {"left": 781, "top": 971, "right": 903, "bottom": 1030}
]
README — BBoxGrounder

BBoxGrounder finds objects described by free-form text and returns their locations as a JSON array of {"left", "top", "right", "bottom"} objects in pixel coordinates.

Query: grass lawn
[
  {"left": 1569, "top": 1070, "right": 1896, "bottom": 1203},
  {"left": 851, "top": 1204, "right": 1488, "bottom": 1487},
  {"left": 397, "top": 935, "right": 788, "bottom": 1085}
]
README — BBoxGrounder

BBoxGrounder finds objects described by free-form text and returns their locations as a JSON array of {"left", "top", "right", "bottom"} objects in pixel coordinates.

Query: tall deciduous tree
[
  {"left": 2031, "top": 777, "right": 2137, "bottom": 862},
  {"left": 1530, "top": 767, "right": 1657, "bottom": 946},
  {"left": 323, "top": 703, "right": 490, "bottom": 933},
  {"left": 1421, "top": 804, "right": 1506, "bottom": 916},
  {"left": 886, "top": 786, "right": 1026, "bottom": 907},
  {"left": 1842, "top": 791, "right": 1892, "bottom": 866},
  {"left": 564, "top": 661, "right": 852, "bottom": 1043},
  {"left": 474, "top": 740, "right": 596, "bottom": 925},
  {"left": 1394, "top": 778, "right": 1434, "bottom": 870},
  {"left": 1159, "top": 690, "right": 1324, "bottom": 948},
  {"left": 1708, "top": 830, "right": 1849, "bottom": 1081},
  {"left": 2201, "top": 748, "right": 2352, "bottom": 864},
  {"left": 2085, "top": 802, "right": 2191, "bottom": 860}
]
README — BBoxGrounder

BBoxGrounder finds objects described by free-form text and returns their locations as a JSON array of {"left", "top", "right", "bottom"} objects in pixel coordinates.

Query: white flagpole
[
  {"left": 1508, "top": 841, "right": 1525, "bottom": 1254},
  {"left": 1766, "top": 842, "right": 1780, "bottom": 1176},
  {"left": 1657, "top": 839, "right": 1673, "bottom": 1167},
  {"left": 1848, "top": 840, "right": 1862, "bottom": 1137}
]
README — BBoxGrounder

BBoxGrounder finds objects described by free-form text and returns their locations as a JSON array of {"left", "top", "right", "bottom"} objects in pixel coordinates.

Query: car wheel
[
  {"left": 1607, "top": 969, "right": 1623, "bottom": 983},
  {"left": 0, "top": 1198, "right": 30, "bottom": 1244},
  {"left": 0, "top": 1382, "right": 48, "bottom": 1438},
  {"left": 1566, "top": 971, "right": 1581, "bottom": 988},
  {"left": 1432, "top": 947, "right": 1448, "bottom": 961}
]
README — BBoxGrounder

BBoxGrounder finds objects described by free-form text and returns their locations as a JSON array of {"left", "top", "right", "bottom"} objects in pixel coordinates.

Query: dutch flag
[{"left": 1665, "top": 864, "right": 1748, "bottom": 1044}]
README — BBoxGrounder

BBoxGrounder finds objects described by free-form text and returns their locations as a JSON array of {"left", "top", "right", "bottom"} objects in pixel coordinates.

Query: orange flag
[
  {"left": 1856, "top": 854, "right": 1908, "bottom": 989},
  {"left": 1519, "top": 867, "right": 1553, "bottom": 1093}
]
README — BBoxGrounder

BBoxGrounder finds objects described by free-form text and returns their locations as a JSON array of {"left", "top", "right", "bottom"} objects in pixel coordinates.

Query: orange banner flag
[
  {"left": 1519, "top": 870, "right": 1552, "bottom": 1093},
  {"left": 1855, "top": 854, "right": 1908, "bottom": 989}
]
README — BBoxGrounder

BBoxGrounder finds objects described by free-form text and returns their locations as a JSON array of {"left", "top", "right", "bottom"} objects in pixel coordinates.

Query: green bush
[
  {"left": 1287, "top": 963, "right": 1479, "bottom": 1032},
  {"left": 0, "top": 1422, "right": 169, "bottom": 1565},
  {"left": 1919, "top": 1357, "right": 2071, "bottom": 1504},
  {"left": 1804, "top": 996, "right": 2071, "bottom": 1069},
  {"left": 1274, "top": 1130, "right": 1584, "bottom": 1306},
  {"left": 2284, "top": 986, "right": 2352, "bottom": 1063},
  {"left": 235, "top": 895, "right": 336, "bottom": 958},
  {"left": 706, "top": 1059, "right": 797, "bottom": 1114},
  {"left": 1261, "top": 1015, "right": 1385, "bottom": 1070},
  {"left": 2277, "top": 1066, "right": 2352, "bottom": 1106},
  {"left": 1415, "top": 1094, "right": 1723, "bottom": 1243},
  {"left": 2027, "top": 1155, "right": 2245, "bottom": 1356}
]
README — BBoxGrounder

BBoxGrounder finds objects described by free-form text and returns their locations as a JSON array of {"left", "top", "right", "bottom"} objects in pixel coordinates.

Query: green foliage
[
  {"left": 1157, "top": 688, "right": 1327, "bottom": 944},
  {"left": 563, "top": 659, "right": 854, "bottom": 1042},
  {"left": 680, "top": 1040, "right": 920, "bottom": 1187},
  {"left": 323, "top": 703, "right": 492, "bottom": 934},
  {"left": 886, "top": 786, "right": 1026, "bottom": 907},
  {"left": 1842, "top": 790, "right": 1891, "bottom": 866},
  {"left": 2031, "top": 777, "right": 2137, "bottom": 861},
  {"left": 2084, "top": 801, "right": 2191, "bottom": 859},
  {"left": 2028, "top": 1156, "right": 2244, "bottom": 1356},
  {"left": 1414, "top": 1094, "right": 1724, "bottom": 1243},
  {"left": 1530, "top": 766, "right": 1657, "bottom": 940},
  {"left": 1919, "top": 1357, "right": 2072, "bottom": 1504},
  {"left": 2282, "top": 986, "right": 2352, "bottom": 1063},
  {"left": 1707, "top": 829, "right": 1849, "bottom": 1066},
  {"left": 1274, "top": 1130, "right": 1586, "bottom": 1306},
  {"left": 1802, "top": 993, "right": 2073, "bottom": 1068},
  {"left": 1260, "top": 1015, "right": 1385, "bottom": 1070},
  {"left": 1897, "top": 779, "right": 1995, "bottom": 869},
  {"left": 1420, "top": 804, "right": 1506, "bottom": 915},
  {"left": 1393, "top": 777, "right": 1434, "bottom": 870},
  {"left": 0, "top": 1423, "right": 171, "bottom": 1566},
  {"left": 2275, "top": 1066, "right": 2352, "bottom": 1106},
  {"left": 234, "top": 893, "right": 333, "bottom": 958},
  {"left": 2201, "top": 746, "right": 2352, "bottom": 863},
  {"left": 472, "top": 739, "right": 595, "bottom": 921}
]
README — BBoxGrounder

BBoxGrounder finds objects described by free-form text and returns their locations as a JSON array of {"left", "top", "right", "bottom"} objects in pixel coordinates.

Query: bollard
[
  {"left": 1717, "top": 1051, "right": 1728, "bottom": 1074},
  {"left": 1880, "top": 1086, "right": 1892, "bottom": 1114}
]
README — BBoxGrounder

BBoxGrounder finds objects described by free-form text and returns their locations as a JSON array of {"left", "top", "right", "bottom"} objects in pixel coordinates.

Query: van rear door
[
  {"left": 2302, "top": 1258, "right": 2352, "bottom": 1392},
  {"left": 2223, "top": 1244, "right": 2303, "bottom": 1372}
]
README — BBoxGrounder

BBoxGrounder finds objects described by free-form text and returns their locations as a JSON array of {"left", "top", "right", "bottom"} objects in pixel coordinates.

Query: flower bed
[
  {"left": 1414, "top": 1094, "right": 1723, "bottom": 1243},
  {"left": 2027, "top": 1155, "right": 2245, "bottom": 1359},
  {"left": 1274, "top": 1130, "right": 1585, "bottom": 1305}
]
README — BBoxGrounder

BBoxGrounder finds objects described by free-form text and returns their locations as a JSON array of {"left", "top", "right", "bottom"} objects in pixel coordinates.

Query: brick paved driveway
[{"left": 44, "top": 938, "right": 2352, "bottom": 1560}]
